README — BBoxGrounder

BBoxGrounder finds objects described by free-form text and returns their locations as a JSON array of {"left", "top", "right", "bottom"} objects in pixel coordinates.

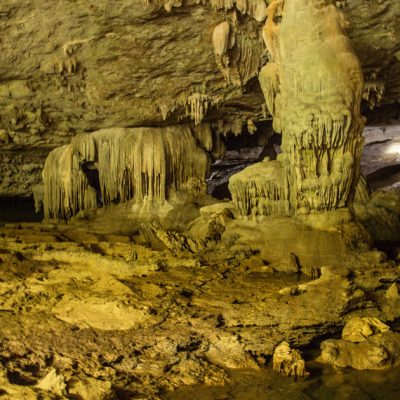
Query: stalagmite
[
  {"left": 273, "top": 342, "right": 309, "bottom": 378},
  {"left": 42, "top": 125, "right": 211, "bottom": 220},
  {"left": 232, "top": 0, "right": 365, "bottom": 226}
]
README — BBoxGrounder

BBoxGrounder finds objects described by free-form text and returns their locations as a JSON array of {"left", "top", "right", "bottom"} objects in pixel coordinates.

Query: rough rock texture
[
  {"left": 0, "top": 0, "right": 399, "bottom": 197},
  {"left": 321, "top": 319, "right": 400, "bottom": 371},
  {"left": 272, "top": 341, "right": 308, "bottom": 378},
  {"left": 41, "top": 124, "right": 212, "bottom": 219},
  {"left": 0, "top": 220, "right": 399, "bottom": 398},
  {"left": 228, "top": 155, "right": 290, "bottom": 217},
  {"left": 354, "top": 177, "right": 400, "bottom": 242},
  {"left": 361, "top": 125, "right": 400, "bottom": 191},
  {"left": 244, "top": 0, "right": 365, "bottom": 224}
]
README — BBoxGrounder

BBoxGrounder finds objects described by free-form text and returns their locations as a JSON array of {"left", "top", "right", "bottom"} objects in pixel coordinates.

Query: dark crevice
[
  {"left": 207, "top": 122, "right": 281, "bottom": 200},
  {"left": 80, "top": 161, "right": 103, "bottom": 205},
  {"left": 0, "top": 197, "right": 43, "bottom": 223}
]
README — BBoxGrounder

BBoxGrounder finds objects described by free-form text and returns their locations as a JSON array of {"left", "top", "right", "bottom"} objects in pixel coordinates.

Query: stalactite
[
  {"left": 363, "top": 81, "right": 385, "bottom": 109},
  {"left": 187, "top": 93, "right": 210, "bottom": 125},
  {"left": 141, "top": 0, "right": 182, "bottom": 12},
  {"left": 214, "top": 118, "right": 245, "bottom": 137},
  {"left": 42, "top": 125, "right": 211, "bottom": 220},
  {"left": 143, "top": 0, "right": 267, "bottom": 21},
  {"left": 235, "top": 0, "right": 267, "bottom": 22},
  {"left": 258, "top": 63, "right": 280, "bottom": 116},
  {"left": 42, "top": 145, "right": 98, "bottom": 220},
  {"left": 236, "top": 34, "right": 257, "bottom": 84},
  {"left": 212, "top": 21, "right": 232, "bottom": 82},
  {"left": 209, "top": 0, "right": 267, "bottom": 22},
  {"left": 193, "top": 123, "right": 213, "bottom": 151},
  {"left": 212, "top": 22, "right": 230, "bottom": 56}
]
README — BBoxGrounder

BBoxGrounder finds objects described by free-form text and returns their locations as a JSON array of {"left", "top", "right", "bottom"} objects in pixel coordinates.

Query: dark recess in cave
[
  {"left": 207, "top": 122, "right": 281, "bottom": 199},
  {"left": 362, "top": 103, "right": 400, "bottom": 125},
  {"left": 80, "top": 161, "right": 103, "bottom": 205},
  {"left": 0, "top": 197, "right": 43, "bottom": 223}
]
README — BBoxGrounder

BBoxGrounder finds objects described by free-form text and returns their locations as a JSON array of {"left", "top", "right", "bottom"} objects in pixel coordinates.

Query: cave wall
[{"left": 0, "top": 0, "right": 399, "bottom": 197}]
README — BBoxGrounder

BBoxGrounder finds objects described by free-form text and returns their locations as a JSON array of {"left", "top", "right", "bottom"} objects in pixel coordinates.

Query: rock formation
[
  {"left": 0, "top": 1, "right": 400, "bottom": 398},
  {"left": 42, "top": 125, "right": 212, "bottom": 219},
  {"left": 232, "top": 0, "right": 366, "bottom": 227},
  {"left": 0, "top": 0, "right": 399, "bottom": 197},
  {"left": 273, "top": 341, "right": 309, "bottom": 378},
  {"left": 321, "top": 318, "right": 400, "bottom": 370}
]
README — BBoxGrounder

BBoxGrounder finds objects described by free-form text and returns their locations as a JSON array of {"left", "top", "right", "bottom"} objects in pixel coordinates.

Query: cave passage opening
[{"left": 207, "top": 121, "right": 281, "bottom": 199}]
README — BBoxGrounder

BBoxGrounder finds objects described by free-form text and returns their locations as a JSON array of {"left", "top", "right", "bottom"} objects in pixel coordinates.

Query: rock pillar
[{"left": 258, "top": 0, "right": 365, "bottom": 226}]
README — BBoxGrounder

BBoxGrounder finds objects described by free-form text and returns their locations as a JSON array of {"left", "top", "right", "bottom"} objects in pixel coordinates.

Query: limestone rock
[
  {"left": 67, "top": 377, "right": 112, "bottom": 400},
  {"left": 354, "top": 180, "right": 400, "bottom": 241},
  {"left": 212, "top": 22, "right": 230, "bottom": 56},
  {"left": 321, "top": 332, "right": 400, "bottom": 370},
  {"left": 386, "top": 283, "right": 400, "bottom": 301},
  {"left": 272, "top": 341, "right": 309, "bottom": 378},
  {"left": 205, "top": 334, "right": 259, "bottom": 370},
  {"left": 36, "top": 368, "right": 66, "bottom": 397},
  {"left": 42, "top": 125, "right": 211, "bottom": 219},
  {"left": 271, "top": 253, "right": 300, "bottom": 274},
  {"left": 0, "top": 0, "right": 399, "bottom": 197},
  {"left": 188, "top": 202, "right": 235, "bottom": 244},
  {"left": 229, "top": 157, "right": 291, "bottom": 218},
  {"left": 254, "top": 0, "right": 365, "bottom": 224},
  {"left": 342, "top": 317, "right": 390, "bottom": 343}
]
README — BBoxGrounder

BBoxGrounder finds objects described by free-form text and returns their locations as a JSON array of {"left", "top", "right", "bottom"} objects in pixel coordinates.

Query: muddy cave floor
[{"left": 0, "top": 218, "right": 399, "bottom": 400}]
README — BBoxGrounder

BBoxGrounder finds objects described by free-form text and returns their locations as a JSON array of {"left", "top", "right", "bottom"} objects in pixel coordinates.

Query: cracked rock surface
[{"left": 0, "top": 221, "right": 399, "bottom": 398}]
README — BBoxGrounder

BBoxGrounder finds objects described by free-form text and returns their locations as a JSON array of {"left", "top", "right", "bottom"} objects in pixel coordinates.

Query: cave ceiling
[{"left": 0, "top": 0, "right": 399, "bottom": 196}]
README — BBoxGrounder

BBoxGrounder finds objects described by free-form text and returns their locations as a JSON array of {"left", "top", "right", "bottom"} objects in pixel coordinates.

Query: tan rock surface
[{"left": 0, "top": 0, "right": 399, "bottom": 196}]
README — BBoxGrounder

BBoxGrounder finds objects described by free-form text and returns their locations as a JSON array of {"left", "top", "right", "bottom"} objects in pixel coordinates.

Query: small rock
[
  {"left": 272, "top": 253, "right": 300, "bottom": 274},
  {"left": 279, "top": 286, "right": 299, "bottom": 296},
  {"left": 273, "top": 342, "right": 309, "bottom": 378},
  {"left": 320, "top": 265, "right": 350, "bottom": 279},
  {"left": 386, "top": 283, "right": 400, "bottom": 301},
  {"left": 342, "top": 317, "right": 390, "bottom": 343},
  {"left": 36, "top": 368, "right": 66, "bottom": 397},
  {"left": 301, "top": 265, "right": 321, "bottom": 278},
  {"left": 67, "top": 377, "right": 112, "bottom": 400},
  {"left": 321, "top": 331, "right": 400, "bottom": 370}
]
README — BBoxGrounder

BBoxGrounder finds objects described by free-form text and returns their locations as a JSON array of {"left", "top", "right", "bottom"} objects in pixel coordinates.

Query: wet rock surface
[{"left": 0, "top": 219, "right": 398, "bottom": 399}]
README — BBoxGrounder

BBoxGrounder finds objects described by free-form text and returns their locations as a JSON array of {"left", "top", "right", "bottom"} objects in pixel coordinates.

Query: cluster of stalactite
[
  {"left": 143, "top": 0, "right": 268, "bottom": 22},
  {"left": 42, "top": 125, "right": 212, "bottom": 220},
  {"left": 232, "top": 0, "right": 365, "bottom": 220}
]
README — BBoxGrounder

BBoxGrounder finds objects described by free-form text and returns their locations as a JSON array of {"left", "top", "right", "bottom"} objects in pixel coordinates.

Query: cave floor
[{"left": 0, "top": 223, "right": 399, "bottom": 399}]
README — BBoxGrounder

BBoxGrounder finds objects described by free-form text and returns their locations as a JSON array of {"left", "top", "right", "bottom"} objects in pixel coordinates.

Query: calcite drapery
[
  {"left": 232, "top": 0, "right": 365, "bottom": 224},
  {"left": 42, "top": 125, "right": 211, "bottom": 220},
  {"left": 229, "top": 156, "right": 291, "bottom": 218}
]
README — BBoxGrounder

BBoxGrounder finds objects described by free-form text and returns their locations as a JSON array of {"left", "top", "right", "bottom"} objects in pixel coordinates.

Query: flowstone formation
[
  {"left": 231, "top": 0, "right": 365, "bottom": 226},
  {"left": 42, "top": 125, "right": 213, "bottom": 220}
]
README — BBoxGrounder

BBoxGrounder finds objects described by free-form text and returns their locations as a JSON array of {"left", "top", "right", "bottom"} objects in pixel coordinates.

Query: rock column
[{"left": 259, "top": 0, "right": 365, "bottom": 225}]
